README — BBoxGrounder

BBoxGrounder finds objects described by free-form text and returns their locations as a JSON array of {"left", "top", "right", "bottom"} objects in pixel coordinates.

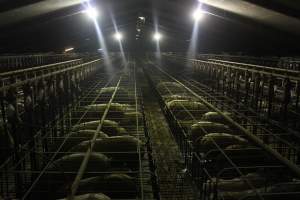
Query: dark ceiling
[{"left": 0, "top": 0, "right": 299, "bottom": 55}]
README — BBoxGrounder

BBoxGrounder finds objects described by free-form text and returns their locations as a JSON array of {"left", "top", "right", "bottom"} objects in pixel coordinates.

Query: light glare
[
  {"left": 193, "top": 8, "right": 205, "bottom": 21},
  {"left": 153, "top": 32, "right": 162, "bottom": 41},
  {"left": 138, "top": 16, "right": 145, "bottom": 21},
  {"left": 83, "top": 7, "right": 99, "bottom": 19},
  {"left": 114, "top": 32, "right": 123, "bottom": 41},
  {"left": 64, "top": 47, "right": 74, "bottom": 52}
]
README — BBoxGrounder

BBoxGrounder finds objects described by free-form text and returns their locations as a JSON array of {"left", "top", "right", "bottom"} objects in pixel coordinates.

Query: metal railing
[{"left": 163, "top": 53, "right": 300, "bottom": 133}]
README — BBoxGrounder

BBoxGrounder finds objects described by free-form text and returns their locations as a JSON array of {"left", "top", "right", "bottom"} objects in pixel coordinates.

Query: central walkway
[{"left": 138, "top": 67, "right": 195, "bottom": 200}]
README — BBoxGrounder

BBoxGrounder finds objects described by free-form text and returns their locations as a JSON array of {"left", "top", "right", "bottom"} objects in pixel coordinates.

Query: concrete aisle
[{"left": 138, "top": 68, "right": 195, "bottom": 200}]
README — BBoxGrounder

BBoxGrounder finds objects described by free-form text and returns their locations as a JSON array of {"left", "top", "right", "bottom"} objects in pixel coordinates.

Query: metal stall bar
[
  {"left": 0, "top": 59, "right": 102, "bottom": 93},
  {"left": 0, "top": 53, "right": 86, "bottom": 71},
  {"left": 0, "top": 59, "right": 82, "bottom": 80}
]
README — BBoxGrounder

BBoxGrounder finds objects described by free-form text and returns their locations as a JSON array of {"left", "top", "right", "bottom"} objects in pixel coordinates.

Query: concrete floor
[{"left": 138, "top": 68, "right": 195, "bottom": 200}]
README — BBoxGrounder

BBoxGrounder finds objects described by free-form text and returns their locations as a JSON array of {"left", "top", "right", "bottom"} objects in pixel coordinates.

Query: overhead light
[
  {"left": 192, "top": 7, "right": 205, "bottom": 21},
  {"left": 137, "top": 28, "right": 141, "bottom": 32},
  {"left": 153, "top": 32, "right": 162, "bottom": 41},
  {"left": 114, "top": 32, "right": 123, "bottom": 41},
  {"left": 64, "top": 47, "right": 74, "bottom": 53},
  {"left": 83, "top": 6, "right": 99, "bottom": 19}
]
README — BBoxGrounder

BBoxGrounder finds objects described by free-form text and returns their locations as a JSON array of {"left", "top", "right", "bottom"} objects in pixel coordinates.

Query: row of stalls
[
  {"left": 163, "top": 54, "right": 300, "bottom": 132},
  {"left": 1, "top": 57, "right": 159, "bottom": 199},
  {"left": 144, "top": 59, "right": 300, "bottom": 200}
]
